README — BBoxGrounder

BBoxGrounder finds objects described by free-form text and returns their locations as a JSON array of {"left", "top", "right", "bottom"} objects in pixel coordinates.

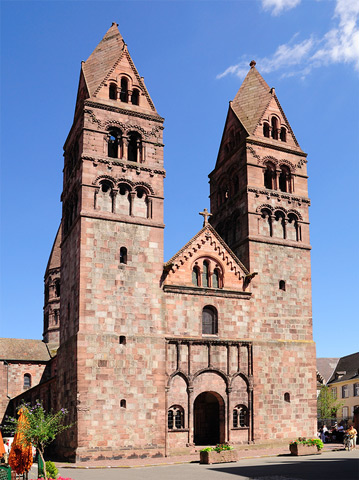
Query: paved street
[{"left": 28, "top": 449, "right": 359, "bottom": 480}]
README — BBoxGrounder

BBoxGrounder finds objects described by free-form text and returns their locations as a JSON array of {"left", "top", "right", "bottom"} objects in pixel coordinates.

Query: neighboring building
[
  {"left": 0, "top": 339, "right": 52, "bottom": 419},
  {"left": 316, "top": 357, "right": 339, "bottom": 394},
  {"left": 2, "top": 23, "right": 317, "bottom": 461},
  {"left": 327, "top": 352, "right": 359, "bottom": 424}
]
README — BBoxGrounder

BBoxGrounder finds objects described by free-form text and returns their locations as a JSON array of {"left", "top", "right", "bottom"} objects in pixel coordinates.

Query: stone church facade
[{"left": 5, "top": 23, "right": 317, "bottom": 461}]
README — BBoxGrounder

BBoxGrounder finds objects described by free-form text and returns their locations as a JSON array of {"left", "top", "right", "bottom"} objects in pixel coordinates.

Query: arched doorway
[{"left": 193, "top": 391, "right": 225, "bottom": 445}]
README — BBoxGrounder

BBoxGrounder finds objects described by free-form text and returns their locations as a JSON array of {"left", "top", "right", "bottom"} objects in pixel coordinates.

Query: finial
[
  {"left": 250, "top": 60, "right": 256, "bottom": 68},
  {"left": 199, "top": 208, "right": 212, "bottom": 226}
]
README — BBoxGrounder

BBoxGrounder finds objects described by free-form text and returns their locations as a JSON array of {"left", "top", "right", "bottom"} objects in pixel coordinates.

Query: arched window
[
  {"left": 120, "top": 247, "right": 127, "bottom": 264},
  {"left": 260, "top": 208, "right": 272, "bottom": 237},
  {"left": 168, "top": 405, "right": 184, "bottom": 429},
  {"left": 202, "top": 305, "right": 218, "bottom": 335},
  {"left": 108, "top": 128, "right": 122, "bottom": 159},
  {"left": 279, "top": 280, "right": 286, "bottom": 291},
  {"left": 287, "top": 213, "right": 299, "bottom": 241},
  {"left": 233, "top": 405, "right": 248, "bottom": 427},
  {"left": 98, "top": 180, "right": 113, "bottom": 213},
  {"left": 109, "top": 83, "right": 117, "bottom": 100},
  {"left": 192, "top": 266, "right": 200, "bottom": 286},
  {"left": 279, "top": 165, "right": 291, "bottom": 193},
  {"left": 264, "top": 162, "right": 276, "bottom": 190},
  {"left": 120, "top": 78, "right": 128, "bottom": 102},
  {"left": 131, "top": 88, "right": 140, "bottom": 105},
  {"left": 284, "top": 392, "right": 291, "bottom": 403},
  {"left": 263, "top": 122, "right": 270, "bottom": 138},
  {"left": 55, "top": 279, "right": 60, "bottom": 297},
  {"left": 24, "top": 374, "right": 31, "bottom": 389},
  {"left": 119, "top": 336, "right": 126, "bottom": 345},
  {"left": 274, "top": 211, "right": 286, "bottom": 239},
  {"left": 271, "top": 117, "right": 278, "bottom": 140},
  {"left": 202, "top": 260, "right": 209, "bottom": 287},
  {"left": 212, "top": 268, "right": 220, "bottom": 288},
  {"left": 280, "top": 127, "right": 287, "bottom": 142},
  {"left": 120, "top": 399, "right": 127, "bottom": 408},
  {"left": 128, "top": 132, "right": 142, "bottom": 162}
]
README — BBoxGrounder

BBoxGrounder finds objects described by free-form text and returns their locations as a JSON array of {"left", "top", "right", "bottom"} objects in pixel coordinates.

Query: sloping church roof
[
  {"left": 0, "top": 338, "right": 51, "bottom": 362},
  {"left": 45, "top": 223, "right": 62, "bottom": 274}
]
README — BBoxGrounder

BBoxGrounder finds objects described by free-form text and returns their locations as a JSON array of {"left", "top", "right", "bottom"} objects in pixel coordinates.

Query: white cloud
[
  {"left": 218, "top": 0, "right": 359, "bottom": 80},
  {"left": 261, "top": 0, "right": 301, "bottom": 16}
]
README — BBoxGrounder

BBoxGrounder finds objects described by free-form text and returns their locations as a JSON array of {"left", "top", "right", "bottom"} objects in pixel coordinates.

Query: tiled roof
[
  {"left": 327, "top": 352, "right": 359, "bottom": 384},
  {"left": 82, "top": 23, "right": 125, "bottom": 97},
  {"left": 45, "top": 223, "right": 61, "bottom": 273},
  {"left": 231, "top": 64, "right": 272, "bottom": 135},
  {"left": 316, "top": 357, "right": 339, "bottom": 384},
  {"left": 0, "top": 338, "right": 51, "bottom": 362}
]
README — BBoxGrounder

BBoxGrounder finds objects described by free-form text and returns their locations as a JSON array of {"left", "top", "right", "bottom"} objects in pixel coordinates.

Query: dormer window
[
  {"left": 120, "top": 77, "right": 128, "bottom": 103},
  {"left": 271, "top": 117, "right": 279, "bottom": 140},
  {"left": 109, "top": 83, "right": 117, "bottom": 100},
  {"left": 131, "top": 88, "right": 140, "bottom": 105},
  {"left": 263, "top": 122, "right": 270, "bottom": 138}
]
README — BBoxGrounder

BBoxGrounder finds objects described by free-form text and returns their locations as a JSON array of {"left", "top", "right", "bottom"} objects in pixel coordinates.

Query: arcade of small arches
[
  {"left": 108, "top": 76, "right": 141, "bottom": 106},
  {"left": 95, "top": 178, "right": 153, "bottom": 219},
  {"left": 263, "top": 161, "right": 293, "bottom": 193},
  {"left": 262, "top": 116, "right": 287, "bottom": 143},
  {"left": 107, "top": 127, "right": 143, "bottom": 163},
  {"left": 258, "top": 206, "right": 301, "bottom": 242},
  {"left": 192, "top": 258, "right": 223, "bottom": 290}
]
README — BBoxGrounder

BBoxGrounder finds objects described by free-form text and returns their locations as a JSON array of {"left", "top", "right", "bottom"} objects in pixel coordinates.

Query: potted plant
[
  {"left": 200, "top": 443, "right": 238, "bottom": 464},
  {"left": 289, "top": 437, "right": 323, "bottom": 456}
]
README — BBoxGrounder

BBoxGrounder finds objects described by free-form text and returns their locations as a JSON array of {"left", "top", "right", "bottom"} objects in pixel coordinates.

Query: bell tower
[
  {"left": 209, "top": 61, "right": 316, "bottom": 441},
  {"left": 57, "top": 23, "right": 166, "bottom": 460}
]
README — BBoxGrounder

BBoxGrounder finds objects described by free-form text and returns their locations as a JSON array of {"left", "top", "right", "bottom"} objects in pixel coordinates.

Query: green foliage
[
  {"left": 45, "top": 461, "right": 58, "bottom": 479},
  {"left": 290, "top": 437, "right": 324, "bottom": 450},
  {"left": 5, "top": 401, "right": 72, "bottom": 480},
  {"left": 317, "top": 385, "right": 343, "bottom": 419},
  {"left": 200, "top": 443, "right": 233, "bottom": 453}
]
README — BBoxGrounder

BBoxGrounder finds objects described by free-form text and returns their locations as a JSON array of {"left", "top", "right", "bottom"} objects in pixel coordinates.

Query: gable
[{"left": 163, "top": 225, "right": 251, "bottom": 291}]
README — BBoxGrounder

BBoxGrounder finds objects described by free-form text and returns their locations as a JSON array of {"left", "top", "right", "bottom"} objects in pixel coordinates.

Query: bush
[
  {"left": 45, "top": 461, "right": 58, "bottom": 479},
  {"left": 200, "top": 443, "right": 234, "bottom": 453}
]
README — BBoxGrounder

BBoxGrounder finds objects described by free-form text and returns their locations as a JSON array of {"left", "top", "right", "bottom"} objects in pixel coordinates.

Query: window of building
[
  {"left": 168, "top": 405, "right": 184, "bottom": 429},
  {"left": 120, "top": 78, "right": 128, "bottom": 102},
  {"left": 24, "top": 374, "right": 31, "bottom": 389},
  {"left": 342, "top": 385, "right": 349, "bottom": 398},
  {"left": 120, "top": 399, "right": 126, "bottom": 408},
  {"left": 279, "top": 280, "right": 286, "bottom": 291},
  {"left": 54, "top": 309, "right": 59, "bottom": 325},
  {"left": 120, "top": 247, "right": 127, "bottom": 264},
  {"left": 279, "top": 165, "right": 291, "bottom": 193},
  {"left": 354, "top": 383, "right": 359, "bottom": 397},
  {"left": 192, "top": 266, "right": 200, "bottom": 286},
  {"left": 202, "top": 305, "right": 218, "bottom": 335},
  {"left": 233, "top": 405, "right": 248, "bottom": 427},
  {"left": 202, "top": 260, "right": 209, "bottom": 287},
  {"left": 44, "top": 312, "right": 49, "bottom": 331},
  {"left": 271, "top": 117, "right": 279, "bottom": 140},
  {"left": 131, "top": 88, "right": 139, "bottom": 105},
  {"left": 119, "top": 336, "right": 126, "bottom": 345},
  {"left": 331, "top": 387, "right": 337, "bottom": 399},
  {"left": 128, "top": 132, "right": 142, "bottom": 162},
  {"left": 280, "top": 127, "right": 287, "bottom": 142},
  {"left": 263, "top": 122, "right": 270, "bottom": 138},
  {"left": 109, "top": 83, "right": 117, "bottom": 100},
  {"left": 342, "top": 406, "right": 349, "bottom": 419},
  {"left": 212, "top": 268, "right": 220, "bottom": 288},
  {"left": 55, "top": 279, "right": 60, "bottom": 297},
  {"left": 264, "top": 162, "right": 276, "bottom": 190},
  {"left": 284, "top": 392, "right": 290, "bottom": 403},
  {"left": 108, "top": 128, "right": 122, "bottom": 159}
]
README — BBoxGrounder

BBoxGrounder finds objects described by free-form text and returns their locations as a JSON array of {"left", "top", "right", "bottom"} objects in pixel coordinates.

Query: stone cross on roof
[{"left": 199, "top": 208, "right": 212, "bottom": 226}]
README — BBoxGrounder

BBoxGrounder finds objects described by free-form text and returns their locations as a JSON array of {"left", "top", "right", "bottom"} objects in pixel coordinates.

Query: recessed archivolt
[
  {"left": 256, "top": 204, "right": 302, "bottom": 221},
  {"left": 260, "top": 156, "right": 296, "bottom": 173},
  {"left": 93, "top": 174, "right": 117, "bottom": 187},
  {"left": 256, "top": 204, "right": 273, "bottom": 214},
  {"left": 133, "top": 181, "right": 154, "bottom": 195},
  {"left": 287, "top": 209, "right": 302, "bottom": 220},
  {"left": 230, "top": 371, "right": 250, "bottom": 388},
  {"left": 92, "top": 176, "right": 155, "bottom": 195}
]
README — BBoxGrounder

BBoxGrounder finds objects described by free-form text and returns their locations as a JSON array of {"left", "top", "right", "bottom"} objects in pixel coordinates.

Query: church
[{"left": 2, "top": 23, "right": 317, "bottom": 461}]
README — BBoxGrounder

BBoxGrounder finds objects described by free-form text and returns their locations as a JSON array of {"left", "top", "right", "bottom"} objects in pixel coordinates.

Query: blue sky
[{"left": 1, "top": 0, "right": 358, "bottom": 358}]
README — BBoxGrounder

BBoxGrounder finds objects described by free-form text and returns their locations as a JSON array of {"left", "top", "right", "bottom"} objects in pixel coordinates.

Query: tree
[
  {"left": 317, "top": 385, "right": 343, "bottom": 419},
  {"left": 5, "top": 401, "right": 72, "bottom": 480}
]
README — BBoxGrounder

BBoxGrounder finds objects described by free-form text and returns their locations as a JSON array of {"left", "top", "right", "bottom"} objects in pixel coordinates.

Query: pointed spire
[
  {"left": 82, "top": 23, "right": 125, "bottom": 97},
  {"left": 231, "top": 61, "right": 272, "bottom": 135}
]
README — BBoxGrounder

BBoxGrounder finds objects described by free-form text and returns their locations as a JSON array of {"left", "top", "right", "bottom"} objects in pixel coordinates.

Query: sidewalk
[{"left": 54, "top": 442, "right": 348, "bottom": 470}]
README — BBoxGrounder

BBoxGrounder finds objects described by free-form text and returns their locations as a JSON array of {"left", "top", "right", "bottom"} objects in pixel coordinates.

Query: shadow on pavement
[{"left": 210, "top": 456, "right": 359, "bottom": 480}]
